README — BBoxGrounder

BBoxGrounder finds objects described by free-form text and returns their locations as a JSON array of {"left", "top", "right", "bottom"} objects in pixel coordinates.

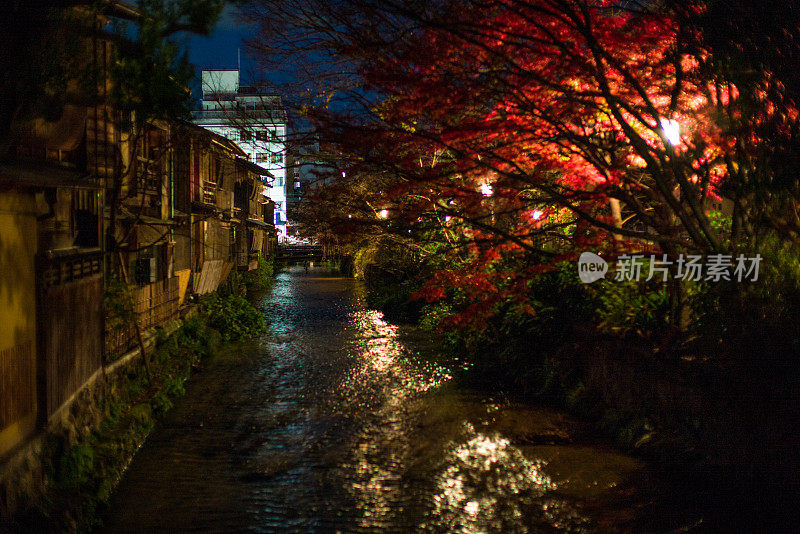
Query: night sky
[{"left": 185, "top": 5, "right": 256, "bottom": 97}]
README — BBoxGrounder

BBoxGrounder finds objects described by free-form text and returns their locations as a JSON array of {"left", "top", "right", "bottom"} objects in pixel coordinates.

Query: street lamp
[
  {"left": 659, "top": 118, "right": 680, "bottom": 145},
  {"left": 378, "top": 209, "right": 389, "bottom": 219}
]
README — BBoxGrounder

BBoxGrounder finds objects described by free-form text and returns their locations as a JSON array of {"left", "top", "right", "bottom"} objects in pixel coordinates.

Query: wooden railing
[{"left": 202, "top": 179, "right": 217, "bottom": 204}]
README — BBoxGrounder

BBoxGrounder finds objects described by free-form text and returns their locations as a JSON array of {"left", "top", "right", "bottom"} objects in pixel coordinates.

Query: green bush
[
  {"left": 200, "top": 293, "right": 267, "bottom": 342},
  {"left": 353, "top": 237, "right": 429, "bottom": 322},
  {"left": 596, "top": 278, "right": 670, "bottom": 337},
  {"left": 691, "top": 236, "right": 800, "bottom": 357},
  {"left": 56, "top": 442, "right": 94, "bottom": 490},
  {"left": 244, "top": 255, "right": 275, "bottom": 293}
]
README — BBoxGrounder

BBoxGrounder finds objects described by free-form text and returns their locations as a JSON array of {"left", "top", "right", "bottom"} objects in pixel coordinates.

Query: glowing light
[
  {"left": 660, "top": 118, "right": 680, "bottom": 145},
  {"left": 378, "top": 209, "right": 389, "bottom": 219},
  {"left": 444, "top": 215, "right": 451, "bottom": 222},
  {"left": 348, "top": 214, "right": 353, "bottom": 219},
  {"left": 531, "top": 210, "right": 543, "bottom": 221},
  {"left": 480, "top": 183, "right": 493, "bottom": 197},
  {"left": 433, "top": 433, "right": 555, "bottom": 530}
]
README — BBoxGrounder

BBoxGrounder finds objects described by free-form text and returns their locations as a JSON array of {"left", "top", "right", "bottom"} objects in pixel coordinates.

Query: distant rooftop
[{"left": 201, "top": 69, "right": 280, "bottom": 100}]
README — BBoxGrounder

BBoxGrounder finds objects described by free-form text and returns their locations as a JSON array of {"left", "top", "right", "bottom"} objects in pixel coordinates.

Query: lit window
[{"left": 256, "top": 153, "right": 269, "bottom": 163}]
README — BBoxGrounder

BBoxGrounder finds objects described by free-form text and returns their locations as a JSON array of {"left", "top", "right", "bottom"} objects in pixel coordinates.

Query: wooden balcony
[{"left": 202, "top": 179, "right": 216, "bottom": 204}]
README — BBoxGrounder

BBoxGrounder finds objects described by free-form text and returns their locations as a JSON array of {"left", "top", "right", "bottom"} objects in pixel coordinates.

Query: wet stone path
[{"left": 100, "top": 266, "right": 692, "bottom": 533}]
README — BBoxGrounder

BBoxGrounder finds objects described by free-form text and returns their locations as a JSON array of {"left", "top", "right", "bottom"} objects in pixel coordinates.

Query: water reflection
[
  {"left": 100, "top": 266, "right": 692, "bottom": 533},
  {"left": 432, "top": 431, "right": 555, "bottom": 533},
  {"left": 342, "top": 309, "right": 451, "bottom": 402}
]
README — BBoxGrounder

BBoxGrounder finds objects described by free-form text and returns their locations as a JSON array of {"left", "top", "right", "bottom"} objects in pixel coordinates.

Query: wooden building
[
  {"left": 0, "top": 2, "right": 278, "bottom": 464},
  {"left": 172, "top": 122, "right": 275, "bottom": 296}
]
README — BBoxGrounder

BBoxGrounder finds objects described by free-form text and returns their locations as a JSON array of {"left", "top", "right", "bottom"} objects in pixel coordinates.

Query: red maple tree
[{"left": 248, "top": 0, "right": 798, "bottom": 329}]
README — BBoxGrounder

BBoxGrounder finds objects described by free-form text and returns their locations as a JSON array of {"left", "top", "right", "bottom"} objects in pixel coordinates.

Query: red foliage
[{"left": 277, "top": 0, "right": 799, "bottom": 330}]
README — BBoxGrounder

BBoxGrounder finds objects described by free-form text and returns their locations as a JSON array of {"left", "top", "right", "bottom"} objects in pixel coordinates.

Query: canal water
[{"left": 100, "top": 266, "right": 695, "bottom": 533}]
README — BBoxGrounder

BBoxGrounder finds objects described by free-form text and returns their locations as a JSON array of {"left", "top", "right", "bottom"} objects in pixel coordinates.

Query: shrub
[
  {"left": 691, "top": 236, "right": 800, "bottom": 358},
  {"left": 200, "top": 293, "right": 267, "bottom": 342},
  {"left": 56, "top": 442, "right": 94, "bottom": 490},
  {"left": 353, "top": 237, "right": 429, "bottom": 322},
  {"left": 177, "top": 314, "right": 223, "bottom": 358},
  {"left": 244, "top": 255, "right": 275, "bottom": 293},
  {"left": 596, "top": 278, "right": 670, "bottom": 338}
]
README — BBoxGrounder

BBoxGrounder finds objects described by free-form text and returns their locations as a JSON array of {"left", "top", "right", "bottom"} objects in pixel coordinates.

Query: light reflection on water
[
  {"left": 100, "top": 266, "right": 685, "bottom": 533},
  {"left": 431, "top": 431, "right": 556, "bottom": 533}
]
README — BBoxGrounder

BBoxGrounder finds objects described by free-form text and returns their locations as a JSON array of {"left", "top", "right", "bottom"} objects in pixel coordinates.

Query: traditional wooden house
[
  {"left": 103, "top": 119, "right": 184, "bottom": 356},
  {"left": 172, "top": 122, "right": 275, "bottom": 296},
  {"left": 0, "top": 66, "right": 107, "bottom": 457},
  {"left": 0, "top": 1, "right": 277, "bottom": 465},
  {"left": 234, "top": 157, "right": 277, "bottom": 271}
]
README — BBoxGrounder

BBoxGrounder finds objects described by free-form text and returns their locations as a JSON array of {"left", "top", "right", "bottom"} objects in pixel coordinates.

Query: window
[
  {"left": 256, "top": 153, "right": 269, "bottom": 163},
  {"left": 240, "top": 130, "right": 252, "bottom": 141},
  {"left": 271, "top": 153, "right": 283, "bottom": 164},
  {"left": 255, "top": 130, "right": 270, "bottom": 141}
]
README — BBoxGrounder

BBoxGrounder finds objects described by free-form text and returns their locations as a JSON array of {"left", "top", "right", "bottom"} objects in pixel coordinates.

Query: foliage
[
  {"left": 200, "top": 293, "right": 267, "bottom": 343},
  {"left": 56, "top": 443, "right": 95, "bottom": 491},
  {"left": 243, "top": 255, "right": 276, "bottom": 293},
  {"left": 689, "top": 235, "right": 800, "bottom": 358},
  {"left": 351, "top": 237, "right": 430, "bottom": 322},
  {"left": 596, "top": 279, "right": 671, "bottom": 338},
  {"left": 176, "top": 313, "right": 223, "bottom": 359},
  {"left": 248, "top": 0, "right": 800, "bottom": 336},
  {"left": 104, "top": 273, "right": 135, "bottom": 338}
]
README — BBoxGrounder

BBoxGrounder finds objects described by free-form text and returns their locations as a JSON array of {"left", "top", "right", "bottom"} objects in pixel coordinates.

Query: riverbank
[
  {"left": 98, "top": 266, "right": 701, "bottom": 532},
  {"left": 352, "top": 250, "right": 800, "bottom": 532},
  {"left": 460, "top": 326, "right": 800, "bottom": 532},
  {"left": 1, "top": 272, "right": 271, "bottom": 532}
]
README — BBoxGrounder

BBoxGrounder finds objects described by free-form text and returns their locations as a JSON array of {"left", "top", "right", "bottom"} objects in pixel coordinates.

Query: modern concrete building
[
  {"left": 193, "top": 69, "right": 289, "bottom": 240},
  {"left": 285, "top": 138, "right": 322, "bottom": 243}
]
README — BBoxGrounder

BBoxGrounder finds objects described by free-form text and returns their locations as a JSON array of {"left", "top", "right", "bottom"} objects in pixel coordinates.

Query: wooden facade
[
  {"left": 36, "top": 252, "right": 103, "bottom": 419},
  {"left": 105, "top": 277, "right": 181, "bottom": 356},
  {"left": 0, "top": 4, "right": 279, "bottom": 460},
  {"left": 174, "top": 123, "right": 276, "bottom": 295}
]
